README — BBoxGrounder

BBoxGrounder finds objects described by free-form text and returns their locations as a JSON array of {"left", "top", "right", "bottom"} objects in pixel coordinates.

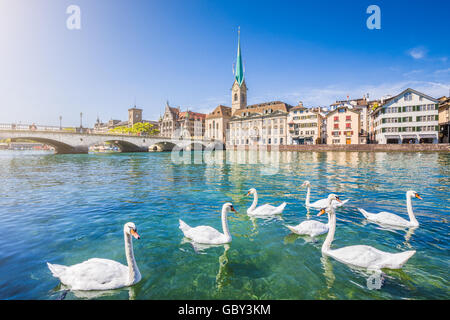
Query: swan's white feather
[
  {"left": 287, "top": 220, "right": 329, "bottom": 237},
  {"left": 358, "top": 208, "right": 412, "bottom": 227},
  {"left": 309, "top": 198, "right": 348, "bottom": 209},
  {"left": 47, "top": 259, "right": 129, "bottom": 291},
  {"left": 179, "top": 218, "right": 230, "bottom": 245},
  {"left": 247, "top": 202, "right": 286, "bottom": 216},
  {"left": 327, "top": 245, "right": 416, "bottom": 270}
]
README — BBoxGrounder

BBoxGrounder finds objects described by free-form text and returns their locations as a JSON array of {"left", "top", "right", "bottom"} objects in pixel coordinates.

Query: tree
[{"left": 110, "top": 122, "right": 159, "bottom": 136}]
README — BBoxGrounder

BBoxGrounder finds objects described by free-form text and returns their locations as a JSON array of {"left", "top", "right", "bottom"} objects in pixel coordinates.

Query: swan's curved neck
[
  {"left": 249, "top": 191, "right": 258, "bottom": 212},
  {"left": 124, "top": 232, "right": 141, "bottom": 285},
  {"left": 305, "top": 185, "right": 311, "bottom": 206},
  {"left": 406, "top": 194, "right": 419, "bottom": 227},
  {"left": 221, "top": 207, "right": 231, "bottom": 241},
  {"left": 322, "top": 206, "right": 336, "bottom": 253}
]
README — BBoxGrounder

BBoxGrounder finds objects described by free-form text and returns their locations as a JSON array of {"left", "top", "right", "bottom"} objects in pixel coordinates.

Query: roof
[
  {"left": 206, "top": 105, "right": 232, "bottom": 119},
  {"left": 232, "top": 101, "right": 293, "bottom": 118},
  {"left": 325, "top": 106, "right": 360, "bottom": 118},
  {"left": 178, "top": 111, "right": 206, "bottom": 121},
  {"left": 372, "top": 88, "right": 439, "bottom": 114},
  {"left": 234, "top": 28, "right": 244, "bottom": 87}
]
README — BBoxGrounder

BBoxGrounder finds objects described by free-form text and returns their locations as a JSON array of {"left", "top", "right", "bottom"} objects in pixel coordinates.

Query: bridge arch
[
  {"left": 104, "top": 140, "right": 147, "bottom": 153},
  {"left": 9, "top": 137, "right": 83, "bottom": 154}
]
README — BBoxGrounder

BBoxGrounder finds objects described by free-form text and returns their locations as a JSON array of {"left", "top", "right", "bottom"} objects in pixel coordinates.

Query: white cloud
[
  {"left": 408, "top": 47, "right": 427, "bottom": 60},
  {"left": 434, "top": 68, "right": 450, "bottom": 75}
]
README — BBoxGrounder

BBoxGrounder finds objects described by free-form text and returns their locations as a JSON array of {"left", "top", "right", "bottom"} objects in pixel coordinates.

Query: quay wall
[{"left": 228, "top": 144, "right": 450, "bottom": 152}]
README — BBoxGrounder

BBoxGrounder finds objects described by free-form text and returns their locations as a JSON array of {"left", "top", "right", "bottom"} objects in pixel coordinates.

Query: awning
[
  {"left": 385, "top": 135, "right": 400, "bottom": 139},
  {"left": 401, "top": 135, "right": 417, "bottom": 139}
]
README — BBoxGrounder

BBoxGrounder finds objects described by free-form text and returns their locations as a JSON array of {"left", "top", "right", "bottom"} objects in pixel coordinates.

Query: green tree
[{"left": 110, "top": 122, "right": 159, "bottom": 136}]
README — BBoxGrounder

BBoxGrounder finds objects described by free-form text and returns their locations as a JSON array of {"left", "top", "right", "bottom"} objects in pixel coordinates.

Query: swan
[
  {"left": 302, "top": 181, "right": 349, "bottom": 209},
  {"left": 246, "top": 188, "right": 286, "bottom": 216},
  {"left": 358, "top": 191, "right": 422, "bottom": 228},
  {"left": 47, "top": 222, "right": 141, "bottom": 291},
  {"left": 179, "top": 203, "right": 236, "bottom": 244},
  {"left": 286, "top": 197, "right": 342, "bottom": 237},
  {"left": 319, "top": 194, "right": 416, "bottom": 270}
]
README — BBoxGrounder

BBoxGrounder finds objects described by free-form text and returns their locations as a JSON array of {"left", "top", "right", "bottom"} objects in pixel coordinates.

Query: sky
[{"left": 0, "top": 0, "right": 449, "bottom": 127}]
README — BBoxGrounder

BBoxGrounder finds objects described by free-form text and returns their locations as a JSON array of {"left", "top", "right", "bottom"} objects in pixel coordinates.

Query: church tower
[{"left": 231, "top": 28, "right": 247, "bottom": 113}]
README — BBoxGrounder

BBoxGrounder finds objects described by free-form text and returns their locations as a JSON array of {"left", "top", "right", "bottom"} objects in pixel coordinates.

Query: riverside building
[
  {"left": 372, "top": 88, "right": 440, "bottom": 144},
  {"left": 287, "top": 103, "right": 324, "bottom": 144},
  {"left": 205, "top": 105, "right": 232, "bottom": 143},
  {"left": 326, "top": 105, "right": 361, "bottom": 145},
  {"left": 159, "top": 102, "right": 206, "bottom": 139},
  {"left": 438, "top": 96, "right": 449, "bottom": 143}
]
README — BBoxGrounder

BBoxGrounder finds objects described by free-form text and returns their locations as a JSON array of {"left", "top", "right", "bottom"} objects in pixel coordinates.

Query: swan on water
[
  {"left": 179, "top": 203, "right": 236, "bottom": 244},
  {"left": 47, "top": 222, "right": 141, "bottom": 291},
  {"left": 358, "top": 191, "right": 422, "bottom": 228},
  {"left": 302, "top": 181, "right": 348, "bottom": 209},
  {"left": 319, "top": 194, "right": 416, "bottom": 270},
  {"left": 246, "top": 188, "right": 286, "bottom": 216},
  {"left": 286, "top": 197, "right": 342, "bottom": 237}
]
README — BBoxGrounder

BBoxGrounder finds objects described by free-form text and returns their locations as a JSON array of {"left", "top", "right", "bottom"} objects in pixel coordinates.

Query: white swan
[
  {"left": 47, "top": 222, "right": 141, "bottom": 291},
  {"left": 286, "top": 198, "right": 342, "bottom": 237},
  {"left": 179, "top": 203, "right": 236, "bottom": 244},
  {"left": 302, "top": 181, "right": 349, "bottom": 209},
  {"left": 319, "top": 194, "right": 416, "bottom": 270},
  {"left": 246, "top": 188, "right": 286, "bottom": 216},
  {"left": 358, "top": 191, "right": 422, "bottom": 228}
]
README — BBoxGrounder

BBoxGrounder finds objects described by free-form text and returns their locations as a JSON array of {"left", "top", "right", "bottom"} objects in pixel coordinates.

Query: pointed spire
[{"left": 235, "top": 27, "right": 244, "bottom": 87}]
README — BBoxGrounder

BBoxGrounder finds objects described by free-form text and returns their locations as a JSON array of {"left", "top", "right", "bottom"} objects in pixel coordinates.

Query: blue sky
[{"left": 0, "top": 0, "right": 449, "bottom": 127}]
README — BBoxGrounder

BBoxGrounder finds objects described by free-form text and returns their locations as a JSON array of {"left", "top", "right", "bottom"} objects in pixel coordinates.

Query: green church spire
[{"left": 235, "top": 27, "right": 244, "bottom": 87}]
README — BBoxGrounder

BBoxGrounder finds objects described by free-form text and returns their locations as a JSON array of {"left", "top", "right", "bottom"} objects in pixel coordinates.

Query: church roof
[{"left": 234, "top": 28, "right": 244, "bottom": 87}]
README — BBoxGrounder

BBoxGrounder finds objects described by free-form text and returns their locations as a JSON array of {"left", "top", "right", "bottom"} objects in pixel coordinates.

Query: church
[{"left": 205, "top": 29, "right": 296, "bottom": 147}]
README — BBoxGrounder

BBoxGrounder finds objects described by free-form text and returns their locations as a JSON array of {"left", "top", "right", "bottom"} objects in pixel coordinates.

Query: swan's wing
[
  {"left": 333, "top": 199, "right": 349, "bottom": 207},
  {"left": 329, "top": 245, "right": 385, "bottom": 269},
  {"left": 57, "top": 258, "right": 128, "bottom": 291},
  {"left": 250, "top": 203, "right": 285, "bottom": 216},
  {"left": 288, "top": 220, "right": 328, "bottom": 236},
  {"left": 369, "top": 212, "right": 410, "bottom": 226},
  {"left": 308, "top": 198, "right": 328, "bottom": 208},
  {"left": 185, "top": 226, "right": 226, "bottom": 244}
]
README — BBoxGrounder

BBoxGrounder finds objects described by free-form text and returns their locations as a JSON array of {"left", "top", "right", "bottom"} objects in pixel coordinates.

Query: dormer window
[{"left": 404, "top": 92, "right": 412, "bottom": 101}]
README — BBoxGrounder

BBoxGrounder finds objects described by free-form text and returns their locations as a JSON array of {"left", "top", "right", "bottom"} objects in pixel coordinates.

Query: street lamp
[
  {"left": 80, "top": 112, "right": 83, "bottom": 129},
  {"left": 59, "top": 116, "right": 62, "bottom": 130}
]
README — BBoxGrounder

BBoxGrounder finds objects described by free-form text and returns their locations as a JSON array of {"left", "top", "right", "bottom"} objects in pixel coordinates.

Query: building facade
[
  {"left": 228, "top": 101, "right": 291, "bottom": 147},
  {"left": 205, "top": 105, "right": 232, "bottom": 143},
  {"left": 326, "top": 106, "right": 361, "bottom": 145},
  {"left": 159, "top": 102, "right": 205, "bottom": 139},
  {"left": 438, "top": 96, "right": 450, "bottom": 143},
  {"left": 287, "top": 104, "right": 324, "bottom": 144},
  {"left": 372, "top": 88, "right": 439, "bottom": 144}
]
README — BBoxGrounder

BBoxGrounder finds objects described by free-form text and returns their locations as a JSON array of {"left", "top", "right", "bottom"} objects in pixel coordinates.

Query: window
[
  {"left": 334, "top": 116, "right": 339, "bottom": 122},
  {"left": 334, "top": 124, "right": 339, "bottom": 129},
  {"left": 234, "top": 93, "right": 238, "bottom": 101},
  {"left": 346, "top": 123, "right": 351, "bottom": 129},
  {"left": 404, "top": 92, "right": 412, "bottom": 101},
  {"left": 346, "top": 116, "right": 351, "bottom": 121}
]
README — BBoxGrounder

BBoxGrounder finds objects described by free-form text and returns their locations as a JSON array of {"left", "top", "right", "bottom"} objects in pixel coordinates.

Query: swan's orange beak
[
  {"left": 230, "top": 206, "right": 237, "bottom": 213},
  {"left": 335, "top": 196, "right": 342, "bottom": 203},
  {"left": 130, "top": 229, "right": 140, "bottom": 240},
  {"left": 317, "top": 208, "right": 326, "bottom": 216},
  {"left": 246, "top": 191, "right": 251, "bottom": 196},
  {"left": 415, "top": 193, "right": 422, "bottom": 200}
]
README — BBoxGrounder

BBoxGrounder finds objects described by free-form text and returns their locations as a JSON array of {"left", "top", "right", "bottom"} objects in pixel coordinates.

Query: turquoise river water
[{"left": 0, "top": 150, "right": 448, "bottom": 300}]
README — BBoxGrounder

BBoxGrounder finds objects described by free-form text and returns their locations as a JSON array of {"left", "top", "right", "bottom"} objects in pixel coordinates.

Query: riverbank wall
[{"left": 229, "top": 144, "right": 450, "bottom": 152}]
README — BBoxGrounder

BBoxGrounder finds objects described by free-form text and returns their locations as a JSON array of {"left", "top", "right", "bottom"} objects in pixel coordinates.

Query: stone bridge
[{"left": 0, "top": 126, "right": 223, "bottom": 154}]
